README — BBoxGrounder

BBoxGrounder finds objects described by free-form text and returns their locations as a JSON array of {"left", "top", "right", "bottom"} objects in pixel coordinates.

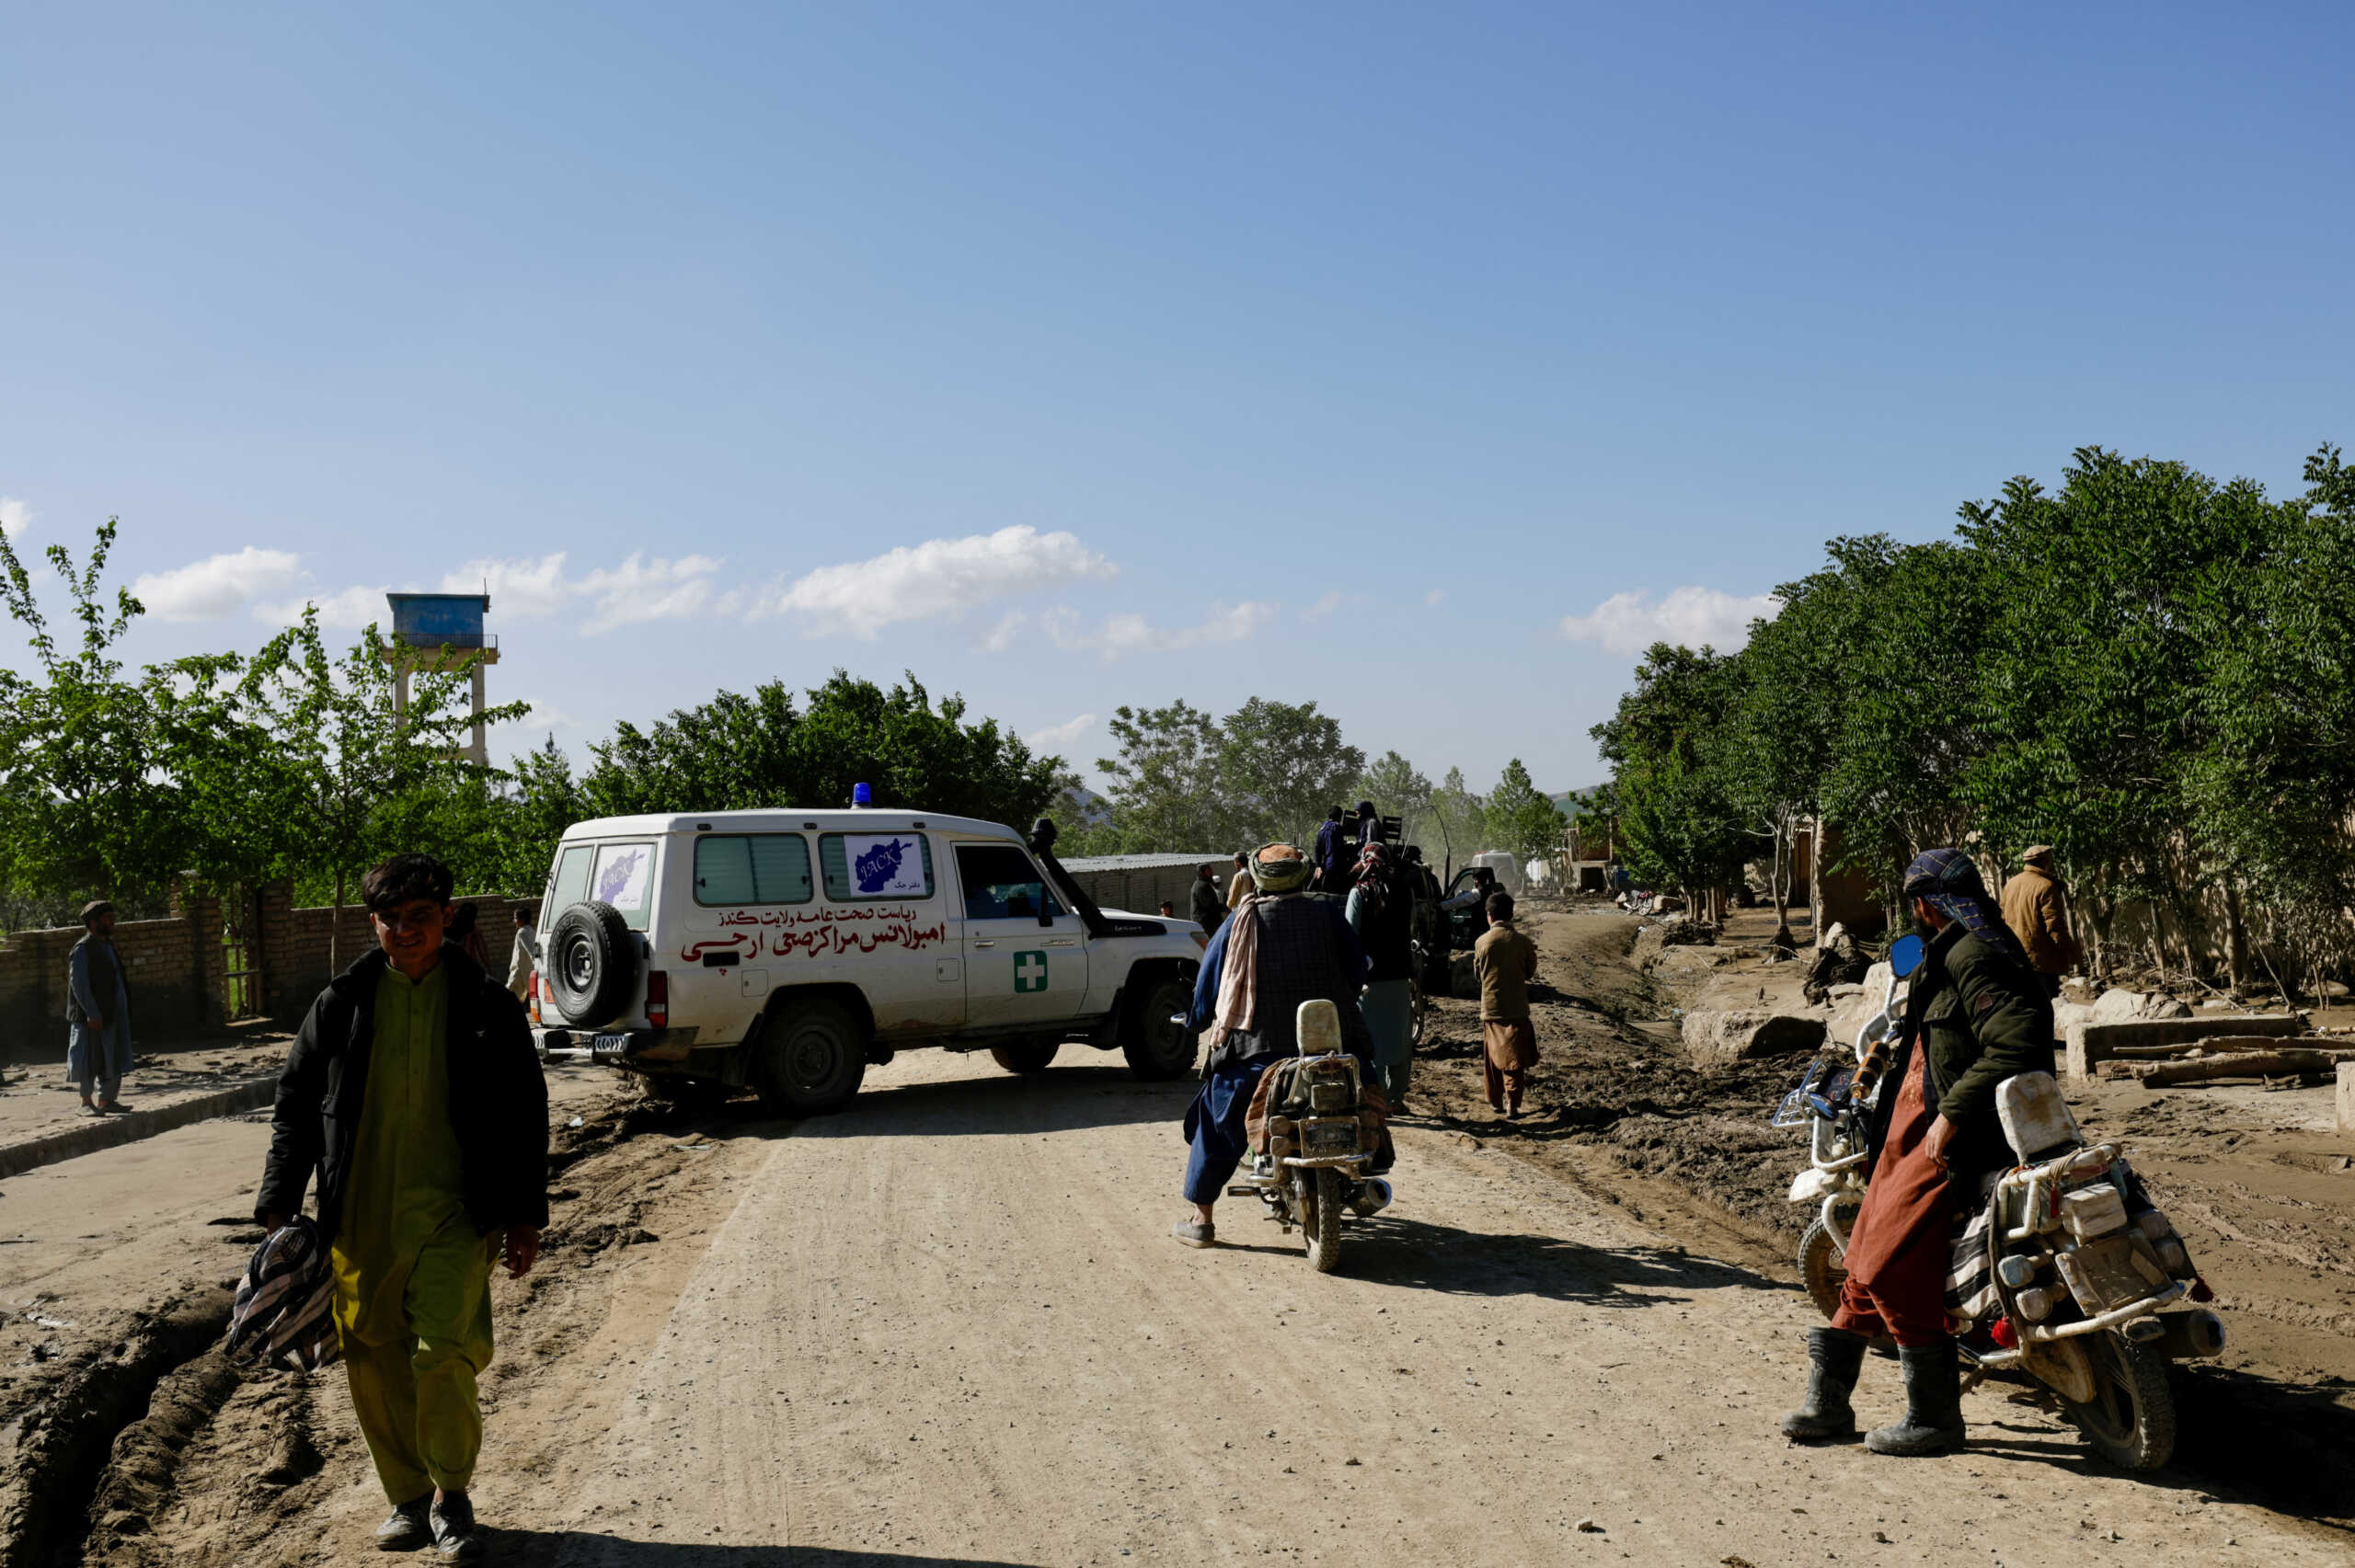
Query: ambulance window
[
  {"left": 547, "top": 844, "right": 593, "bottom": 917},
  {"left": 955, "top": 844, "right": 1064, "bottom": 921},
  {"left": 590, "top": 841, "right": 657, "bottom": 930},
  {"left": 695, "top": 834, "right": 813, "bottom": 906},
  {"left": 819, "top": 832, "right": 936, "bottom": 900}
]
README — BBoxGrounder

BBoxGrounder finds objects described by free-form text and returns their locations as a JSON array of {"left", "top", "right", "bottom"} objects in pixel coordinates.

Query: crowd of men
[{"left": 28, "top": 818, "right": 2103, "bottom": 1556}]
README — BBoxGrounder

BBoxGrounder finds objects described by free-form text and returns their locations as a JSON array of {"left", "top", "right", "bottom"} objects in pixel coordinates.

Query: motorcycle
[
  {"left": 1773, "top": 933, "right": 2223, "bottom": 1471},
  {"left": 1227, "top": 999, "right": 1395, "bottom": 1273}
]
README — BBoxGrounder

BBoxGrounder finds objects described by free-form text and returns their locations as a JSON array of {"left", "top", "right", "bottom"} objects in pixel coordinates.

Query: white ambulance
[{"left": 528, "top": 809, "right": 1203, "bottom": 1115}]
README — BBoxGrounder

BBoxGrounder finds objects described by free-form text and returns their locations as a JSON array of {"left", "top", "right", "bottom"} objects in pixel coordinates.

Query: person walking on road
[
  {"left": 1781, "top": 848, "right": 2052, "bottom": 1459},
  {"left": 1998, "top": 845, "right": 2080, "bottom": 995},
  {"left": 254, "top": 853, "right": 548, "bottom": 1562},
  {"left": 1345, "top": 841, "right": 1417, "bottom": 1107},
  {"left": 67, "top": 899, "right": 133, "bottom": 1115},
  {"left": 1473, "top": 892, "right": 1539, "bottom": 1117},
  {"left": 505, "top": 903, "right": 540, "bottom": 1002},
  {"left": 1189, "top": 864, "right": 1226, "bottom": 936},
  {"left": 1172, "top": 843, "right": 1374, "bottom": 1248}
]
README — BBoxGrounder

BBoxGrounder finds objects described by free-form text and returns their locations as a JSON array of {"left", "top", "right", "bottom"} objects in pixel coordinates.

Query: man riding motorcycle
[
  {"left": 1781, "top": 848, "right": 2054, "bottom": 1456},
  {"left": 1171, "top": 842, "right": 1377, "bottom": 1249}
]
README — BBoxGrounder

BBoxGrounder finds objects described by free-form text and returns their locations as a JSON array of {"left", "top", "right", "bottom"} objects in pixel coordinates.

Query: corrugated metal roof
[{"left": 1063, "top": 853, "right": 1228, "bottom": 871}]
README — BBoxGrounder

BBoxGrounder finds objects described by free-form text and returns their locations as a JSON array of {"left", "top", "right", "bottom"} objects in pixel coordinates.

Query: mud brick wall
[
  {"left": 2, "top": 888, "right": 527, "bottom": 1054},
  {"left": 260, "top": 891, "right": 529, "bottom": 1018},
  {"left": 0, "top": 891, "right": 224, "bottom": 1058}
]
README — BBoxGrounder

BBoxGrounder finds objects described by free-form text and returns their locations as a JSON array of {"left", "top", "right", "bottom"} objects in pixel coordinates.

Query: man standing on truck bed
[
  {"left": 254, "top": 853, "right": 548, "bottom": 1563},
  {"left": 1172, "top": 842, "right": 1374, "bottom": 1247}
]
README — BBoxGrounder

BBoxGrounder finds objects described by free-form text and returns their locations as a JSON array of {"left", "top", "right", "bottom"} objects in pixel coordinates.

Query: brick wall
[
  {"left": 260, "top": 891, "right": 529, "bottom": 1017},
  {"left": 0, "top": 892, "right": 224, "bottom": 1058},
  {"left": 2, "top": 887, "right": 527, "bottom": 1054}
]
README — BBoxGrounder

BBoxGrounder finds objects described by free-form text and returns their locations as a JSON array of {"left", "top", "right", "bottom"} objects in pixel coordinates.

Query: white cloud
[
  {"left": 445, "top": 554, "right": 569, "bottom": 617},
  {"left": 575, "top": 554, "right": 722, "bottom": 634},
  {"left": 770, "top": 526, "right": 1116, "bottom": 638},
  {"left": 1302, "top": 590, "right": 1343, "bottom": 624},
  {"left": 1045, "top": 601, "right": 1277, "bottom": 660},
  {"left": 0, "top": 497, "right": 32, "bottom": 545},
  {"left": 1559, "top": 585, "right": 1776, "bottom": 656},
  {"left": 982, "top": 611, "right": 1028, "bottom": 652},
  {"left": 1027, "top": 712, "right": 1097, "bottom": 753},
  {"left": 492, "top": 695, "right": 576, "bottom": 732},
  {"left": 260, "top": 583, "right": 393, "bottom": 628},
  {"left": 132, "top": 547, "right": 305, "bottom": 621}
]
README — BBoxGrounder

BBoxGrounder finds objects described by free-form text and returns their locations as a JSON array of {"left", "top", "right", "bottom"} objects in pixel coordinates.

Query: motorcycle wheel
[
  {"left": 2062, "top": 1330, "right": 2176, "bottom": 1471},
  {"left": 1797, "top": 1211, "right": 1850, "bottom": 1321},
  {"left": 1407, "top": 974, "right": 1429, "bottom": 1049},
  {"left": 1304, "top": 1167, "right": 1345, "bottom": 1274}
]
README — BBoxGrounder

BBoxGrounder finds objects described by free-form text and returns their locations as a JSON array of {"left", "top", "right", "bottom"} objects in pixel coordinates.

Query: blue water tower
[{"left": 382, "top": 591, "right": 500, "bottom": 763}]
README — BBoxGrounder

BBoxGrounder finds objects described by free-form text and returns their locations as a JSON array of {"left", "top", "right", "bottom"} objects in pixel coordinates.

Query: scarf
[{"left": 1901, "top": 848, "right": 2032, "bottom": 971}]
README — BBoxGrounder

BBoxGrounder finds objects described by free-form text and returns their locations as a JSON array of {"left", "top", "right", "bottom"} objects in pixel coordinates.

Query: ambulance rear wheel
[{"left": 754, "top": 1000, "right": 867, "bottom": 1116}]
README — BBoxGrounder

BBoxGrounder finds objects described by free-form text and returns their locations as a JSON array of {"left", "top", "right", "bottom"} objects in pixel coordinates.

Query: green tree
[
  {"left": 1486, "top": 758, "right": 1569, "bottom": 864},
  {"left": 1591, "top": 643, "right": 1750, "bottom": 902},
  {"left": 1095, "top": 701, "right": 1229, "bottom": 853},
  {"left": 1425, "top": 767, "right": 1486, "bottom": 880},
  {"left": 1215, "top": 696, "right": 1364, "bottom": 851},
  {"left": 241, "top": 610, "right": 519, "bottom": 967},
  {"left": 578, "top": 671, "right": 1058, "bottom": 831},
  {"left": 1359, "top": 750, "right": 1435, "bottom": 852},
  {"left": 0, "top": 520, "right": 178, "bottom": 904}
]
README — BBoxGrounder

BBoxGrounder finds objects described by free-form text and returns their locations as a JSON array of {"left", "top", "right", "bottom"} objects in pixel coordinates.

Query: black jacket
[
  {"left": 1867, "top": 923, "right": 2056, "bottom": 1186},
  {"left": 255, "top": 944, "right": 549, "bottom": 1248},
  {"left": 1188, "top": 877, "right": 1225, "bottom": 932}
]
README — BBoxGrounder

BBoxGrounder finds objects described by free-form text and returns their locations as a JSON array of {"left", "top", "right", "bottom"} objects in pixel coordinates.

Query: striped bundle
[{"left": 224, "top": 1215, "right": 340, "bottom": 1372}]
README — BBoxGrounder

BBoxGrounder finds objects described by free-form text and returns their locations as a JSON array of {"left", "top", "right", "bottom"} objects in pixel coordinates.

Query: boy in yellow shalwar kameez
[{"left": 257, "top": 854, "right": 546, "bottom": 1562}]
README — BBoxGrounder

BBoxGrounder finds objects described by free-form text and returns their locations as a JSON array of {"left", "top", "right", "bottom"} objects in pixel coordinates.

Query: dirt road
[{"left": 72, "top": 1043, "right": 2338, "bottom": 1567}]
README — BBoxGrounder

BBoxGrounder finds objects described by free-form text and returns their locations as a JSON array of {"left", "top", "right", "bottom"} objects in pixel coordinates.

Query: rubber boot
[
  {"left": 1780, "top": 1326, "right": 1867, "bottom": 1441},
  {"left": 1865, "top": 1338, "right": 1966, "bottom": 1456}
]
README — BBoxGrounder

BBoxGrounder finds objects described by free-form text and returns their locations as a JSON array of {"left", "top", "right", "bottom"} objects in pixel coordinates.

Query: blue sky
[{"left": 5, "top": 3, "right": 2349, "bottom": 796}]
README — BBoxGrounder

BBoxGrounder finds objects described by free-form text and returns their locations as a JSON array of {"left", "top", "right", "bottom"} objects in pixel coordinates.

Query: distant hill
[{"left": 1057, "top": 784, "right": 1114, "bottom": 826}]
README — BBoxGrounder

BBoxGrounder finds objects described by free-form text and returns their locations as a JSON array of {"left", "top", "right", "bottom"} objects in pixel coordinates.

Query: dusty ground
[
  {"left": 0, "top": 1028, "right": 293, "bottom": 1148},
  {"left": 1407, "top": 907, "right": 2355, "bottom": 1531},
  {"left": 6, "top": 918, "right": 2350, "bottom": 1567}
]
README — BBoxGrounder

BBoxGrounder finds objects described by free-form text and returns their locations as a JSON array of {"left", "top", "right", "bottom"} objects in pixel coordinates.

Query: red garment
[{"left": 1831, "top": 1045, "right": 1954, "bottom": 1346}]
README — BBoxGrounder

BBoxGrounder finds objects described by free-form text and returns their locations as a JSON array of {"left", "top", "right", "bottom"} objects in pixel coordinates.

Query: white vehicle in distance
[{"left": 528, "top": 806, "right": 1204, "bottom": 1115}]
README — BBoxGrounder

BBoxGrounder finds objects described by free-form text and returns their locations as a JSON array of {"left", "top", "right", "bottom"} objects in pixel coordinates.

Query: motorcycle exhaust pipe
[
  {"left": 2155, "top": 1309, "right": 2226, "bottom": 1360},
  {"left": 1350, "top": 1178, "right": 1393, "bottom": 1218}
]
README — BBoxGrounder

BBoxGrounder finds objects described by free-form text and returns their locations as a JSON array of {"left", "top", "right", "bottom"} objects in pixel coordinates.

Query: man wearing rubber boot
[
  {"left": 256, "top": 854, "right": 548, "bottom": 1560},
  {"left": 1171, "top": 843, "right": 1375, "bottom": 1248},
  {"left": 1782, "top": 849, "right": 2052, "bottom": 1457}
]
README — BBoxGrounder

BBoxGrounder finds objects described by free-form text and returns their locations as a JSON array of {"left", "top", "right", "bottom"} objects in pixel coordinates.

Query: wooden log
[
  {"left": 2108, "top": 1036, "right": 2355, "bottom": 1062},
  {"left": 2116, "top": 1049, "right": 2340, "bottom": 1088}
]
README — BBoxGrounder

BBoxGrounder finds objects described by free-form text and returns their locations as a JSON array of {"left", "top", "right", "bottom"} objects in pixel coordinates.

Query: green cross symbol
[{"left": 1014, "top": 950, "right": 1048, "bottom": 993}]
